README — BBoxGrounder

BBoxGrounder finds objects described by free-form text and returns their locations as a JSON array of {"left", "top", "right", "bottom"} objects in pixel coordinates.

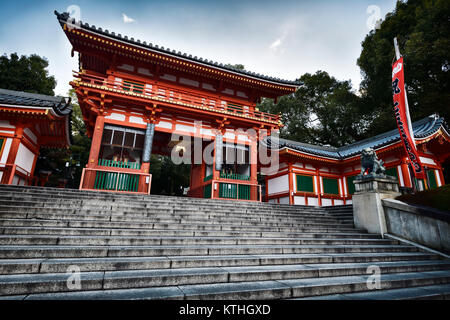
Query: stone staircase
[{"left": 0, "top": 185, "right": 449, "bottom": 300}]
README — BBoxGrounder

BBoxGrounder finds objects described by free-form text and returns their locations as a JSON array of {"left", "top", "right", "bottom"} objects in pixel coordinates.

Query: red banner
[{"left": 392, "top": 57, "right": 425, "bottom": 179}]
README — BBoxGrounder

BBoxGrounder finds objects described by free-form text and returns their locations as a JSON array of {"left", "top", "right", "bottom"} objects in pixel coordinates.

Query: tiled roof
[
  {"left": 54, "top": 10, "right": 301, "bottom": 87},
  {"left": 0, "top": 88, "right": 73, "bottom": 146},
  {"left": 264, "top": 114, "right": 448, "bottom": 159},
  {"left": 0, "top": 88, "right": 73, "bottom": 116}
]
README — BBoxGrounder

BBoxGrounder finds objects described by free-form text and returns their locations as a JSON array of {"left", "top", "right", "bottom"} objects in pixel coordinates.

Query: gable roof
[
  {"left": 0, "top": 88, "right": 73, "bottom": 116},
  {"left": 54, "top": 10, "right": 301, "bottom": 88},
  {"left": 264, "top": 114, "right": 449, "bottom": 160},
  {"left": 0, "top": 88, "right": 73, "bottom": 146}
]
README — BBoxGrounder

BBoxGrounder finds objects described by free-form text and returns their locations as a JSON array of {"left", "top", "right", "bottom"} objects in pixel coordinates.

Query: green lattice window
[
  {"left": 296, "top": 174, "right": 314, "bottom": 193},
  {"left": 323, "top": 177, "right": 339, "bottom": 195},
  {"left": 122, "top": 80, "right": 144, "bottom": 94},
  {"left": 427, "top": 169, "right": 438, "bottom": 189},
  {"left": 346, "top": 175, "right": 357, "bottom": 195}
]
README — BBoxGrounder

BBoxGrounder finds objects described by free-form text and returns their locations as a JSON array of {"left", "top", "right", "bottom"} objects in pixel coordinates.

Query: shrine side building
[{"left": 263, "top": 114, "right": 449, "bottom": 206}]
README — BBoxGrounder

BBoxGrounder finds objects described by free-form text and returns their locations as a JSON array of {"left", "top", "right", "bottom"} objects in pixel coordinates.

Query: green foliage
[
  {"left": 396, "top": 184, "right": 450, "bottom": 212},
  {"left": 0, "top": 53, "right": 56, "bottom": 95},
  {"left": 259, "top": 71, "right": 367, "bottom": 147},
  {"left": 357, "top": 0, "right": 450, "bottom": 137},
  {"left": 68, "top": 89, "right": 91, "bottom": 186}
]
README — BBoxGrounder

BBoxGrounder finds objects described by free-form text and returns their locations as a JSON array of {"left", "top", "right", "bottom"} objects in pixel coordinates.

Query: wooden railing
[
  {"left": 79, "top": 167, "right": 151, "bottom": 194},
  {"left": 0, "top": 163, "right": 33, "bottom": 186},
  {"left": 219, "top": 173, "right": 250, "bottom": 181},
  {"left": 73, "top": 71, "right": 281, "bottom": 123},
  {"left": 200, "top": 179, "right": 261, "bottom": 202}
]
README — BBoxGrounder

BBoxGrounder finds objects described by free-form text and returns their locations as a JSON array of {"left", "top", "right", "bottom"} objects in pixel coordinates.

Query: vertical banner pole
[{"left": 392, "top": 37, "right": 425, "bottom": 190}]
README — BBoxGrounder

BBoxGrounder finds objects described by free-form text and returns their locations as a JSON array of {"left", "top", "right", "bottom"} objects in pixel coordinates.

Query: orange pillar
[
  {"left": 316, "top": 168, "right": 322, "bottom": 206},
  {"left": 288, "top": 163, "right": 294, "bottom": 205},
  {"left": 87, "top": 115, "right": 105, "bottom": 168},
  {"left": 400, "top": 159, "right": 412, "bottom": 188},
  {"left": 212, "top": 133, "right": 220, "bottom": 199},
  {"left": 83, "top": 115, "right": 104, "bottom": 190},
  {"left": 250, "top": 137, "right": 258, "bottom": 201},
  {"left": 1, "top": 124, "right": 23, "bottom": 185}
]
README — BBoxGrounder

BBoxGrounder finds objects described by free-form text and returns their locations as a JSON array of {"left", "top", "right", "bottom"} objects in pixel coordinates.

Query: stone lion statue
[{"left": 360, "top": 147, "right": 386, "bottom": 176}]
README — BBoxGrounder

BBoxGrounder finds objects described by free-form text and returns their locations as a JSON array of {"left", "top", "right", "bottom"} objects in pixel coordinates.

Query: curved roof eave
[{"left": 55, "top": 10, "right": 302, "bottom": 89}]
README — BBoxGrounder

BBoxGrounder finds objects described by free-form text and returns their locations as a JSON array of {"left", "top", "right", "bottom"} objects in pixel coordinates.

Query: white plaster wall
[
  {"left": 0, "top": 120, "right": 15, "bottom": 128},
  {"left": 347, "top": 200, "right": 353, "bottom": 205},
  {"left": 397, "top": 166, "right": 404, "bottom": 186},
  {"left": 334, "top": 199, "right": 344, "bottom": 205},
  {"left": 0, "top": 138, "right": 12, "bottom": 163},
  {"left": 322, "top": 198, "right": 333, "bottom": 206},
  {"left": 129, "top": 116, "right": 146, "bottom": 125},
  {"left": 105, "top": 113, "right": 126, "bottom": 121},
  {"left": 419, "top": 157, "right": 436, "bottom": 165},
  {"left": 14, "top": 143, "right": 35, "bottom": 173},
  {"left": 224, "top": 132, "right": 235, "bottom": 140},
  {"left": 308, "top": 197, "right": 319, "bottom": 206},
  {"left": 175, "top": 124, "right": 196, "bottom": 133},
  {"left": 267, "top": 174, "right": 289, "bottom": 195},
  {"left": 279, "top": 197, "right": 290, "bottom": 204},
  {"left": 294, "top": 196, "right": 305, "bottom": 205},
  {"left": 156, "top": 121, "right": 172, "bottom": 129},
  {"left": 23, "top": 128, "right": 37, "bottom": 144}
]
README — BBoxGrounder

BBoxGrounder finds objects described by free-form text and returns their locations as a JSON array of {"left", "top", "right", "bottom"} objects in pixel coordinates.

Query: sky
[{"left": 0, "top": 0, "right": 398, "bottom": 96}]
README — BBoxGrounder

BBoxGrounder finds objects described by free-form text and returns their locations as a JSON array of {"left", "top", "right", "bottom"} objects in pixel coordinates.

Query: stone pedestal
[{"left": 352, "top": 175, "right": 400, "bottom": 236}]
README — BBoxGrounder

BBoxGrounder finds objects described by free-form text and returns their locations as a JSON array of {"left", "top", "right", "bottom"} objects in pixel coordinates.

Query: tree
[
  {"left": 357, "top": 0, "right": 450, "bottom": 137},
  {"left": 67, "top": 89, "right": 91, "bottom": 186},
  {"left": 0, "top": 53, "right": 56, "bottom": 95},
  {"left": 259, "top": 71, "right": 367, "bottom": 147}
]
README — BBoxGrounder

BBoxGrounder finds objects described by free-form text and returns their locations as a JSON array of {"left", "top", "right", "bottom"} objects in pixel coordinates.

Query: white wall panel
[
  {"left": 14, "top": 143, "right": 35, "bottom": 172},
  {"left": 267, "top": 174, "right": 289, "bottom": 195}
]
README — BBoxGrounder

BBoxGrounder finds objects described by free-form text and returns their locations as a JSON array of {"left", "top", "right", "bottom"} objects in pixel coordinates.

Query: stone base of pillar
[{"left": 353, "top": 175, "right": 400, "bottom": 236}]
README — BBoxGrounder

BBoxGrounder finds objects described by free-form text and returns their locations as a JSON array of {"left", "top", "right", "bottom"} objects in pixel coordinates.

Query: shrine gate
[{"left": 55, "top": 11, "right": 300, "bottom": 201}]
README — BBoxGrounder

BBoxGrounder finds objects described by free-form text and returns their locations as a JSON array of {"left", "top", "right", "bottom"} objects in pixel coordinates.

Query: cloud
[
  {"left": 269, "top": 21, "right": 297, "bottom": 54},
  {"left": 122, "top": 13, "right": 135, "bottom": 24},
  {"left": 270, "top": 38, "right": 283, "bottom": 51}
]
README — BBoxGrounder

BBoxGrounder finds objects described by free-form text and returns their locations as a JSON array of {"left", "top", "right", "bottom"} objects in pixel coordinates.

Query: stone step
[
  {"left": 0, "top": 252, "right": 440, "bottom": 275},
  {"left": 0, "top": 235, "right": 394, "bottom": 246},
  {"left": 0, "top": 226, "right": 378, "bottom": 239},
  {"left": 0, "top": 212, "right": 355, "bottom": 229},
  {"left": 0, "top": 260, "right": 449, "bottom": 296},
  {"left": 0, "top": 186, "right": 352, "bottom": 213},
  {"left": 9, "top": 270, "right": 450, "bottom": 300},
  {"left": 0, "top": 196, "right": 335, "bottom": 213},
  {"left": 0, "top": 202, "right": 352, "bottom": 223},
  {"left": 0, "top": 218, "right": 365, "bottom": 234},
  {"left": 296, "top": 284, "right": 450, "bottom": 300},
  {"left": 0, "top": 244, "right": 419, "bottom": 259}
]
